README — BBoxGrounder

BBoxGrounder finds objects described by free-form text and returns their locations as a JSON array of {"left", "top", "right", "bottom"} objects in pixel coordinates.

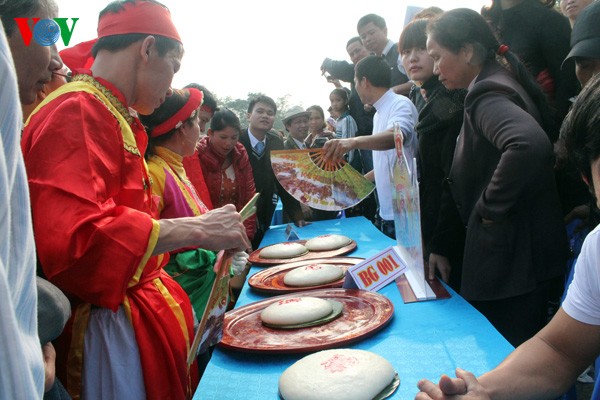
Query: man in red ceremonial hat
[{"left": 21, "top": 1, "right": 250, "bottom": 399}]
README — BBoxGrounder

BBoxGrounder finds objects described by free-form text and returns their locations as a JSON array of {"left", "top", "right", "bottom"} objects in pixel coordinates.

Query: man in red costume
[{"left": 21, "top": 1, "right": 249, "bottom": 399}]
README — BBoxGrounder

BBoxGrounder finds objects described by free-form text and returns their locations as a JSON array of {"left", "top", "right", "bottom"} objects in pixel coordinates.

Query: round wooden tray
[
  {"left": 248, "top": 257, "right": 364, "bottom": 294},
  {"left": 248, "top": 240, "right": 357, "bottom": 266},
  {"left": 219, "top": 288, "right": 394, "bottom": 354}
]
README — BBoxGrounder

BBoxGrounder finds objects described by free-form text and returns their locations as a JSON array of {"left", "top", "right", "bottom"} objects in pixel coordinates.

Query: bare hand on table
[
  {"left": 428, "top": 253, "right": 451, "bottom": 282},
  {"left": 415, "top": 368, "right": 490, "bottom": 400}
]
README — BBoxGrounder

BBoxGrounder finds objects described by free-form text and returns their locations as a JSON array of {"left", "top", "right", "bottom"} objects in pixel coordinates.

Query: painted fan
[{"left": 270, "top": 149, "right": 375, "bottom": 211}]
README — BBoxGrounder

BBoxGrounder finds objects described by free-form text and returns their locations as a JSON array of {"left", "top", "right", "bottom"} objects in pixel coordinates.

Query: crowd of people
[{"left": 2, "top": 0, "right": 600, "bottom": 398}]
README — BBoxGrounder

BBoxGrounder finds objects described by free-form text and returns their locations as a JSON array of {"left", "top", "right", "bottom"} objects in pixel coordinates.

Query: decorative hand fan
[{"left": 270, "top": 149, "right": 375, "bottom": 211}]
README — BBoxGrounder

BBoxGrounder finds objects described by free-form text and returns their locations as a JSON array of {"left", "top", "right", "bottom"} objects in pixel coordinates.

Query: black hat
[{"left": 564, "top": 2, "right": 600, "bottom": 64}]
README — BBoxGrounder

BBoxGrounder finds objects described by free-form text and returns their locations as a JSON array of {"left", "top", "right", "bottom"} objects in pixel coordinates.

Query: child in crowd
[{"left": 330, "top": 88, "right": 362, "bottom": 171}]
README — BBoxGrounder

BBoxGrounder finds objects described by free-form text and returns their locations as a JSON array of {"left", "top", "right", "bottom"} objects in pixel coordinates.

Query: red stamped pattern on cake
[
  {"left": 321, "top": 354, "right": 359, "bottom": 373},
  {"left": 305, "top": 264, "right": 324, "bottom": 271},
  {"left": 277, "top": 298, "right": 303, "bottom": 306}
]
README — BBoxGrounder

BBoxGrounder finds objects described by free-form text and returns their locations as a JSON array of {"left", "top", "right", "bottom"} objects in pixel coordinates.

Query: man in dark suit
[
  {"left": 282, "top": 105, "right": 338, "bottom": 222},
  {"left": 239, "top": 95, "right": 305, "bottom": 248},
  {"left": 282, "top": 106, "right": 311, "bottom": 150},
  {"left": 357, "top": 13, "right": 412, "bottom": 96}
]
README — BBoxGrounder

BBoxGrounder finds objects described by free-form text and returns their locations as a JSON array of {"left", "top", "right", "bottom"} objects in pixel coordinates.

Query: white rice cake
[
  {"left": 283, "top": 264, "right": 344, "bottom": 287},
  {"left": 260, "top": 242, "right": 308, "bottom": 259},
  {"left": 260, "top": 296, "right": 332, "bottom": 326},
  {"left": 279, "top": 348, "right": 396, "bottom": 400},
  {"left": 305, "top": 234, "right": 352, "bottom": 251}
]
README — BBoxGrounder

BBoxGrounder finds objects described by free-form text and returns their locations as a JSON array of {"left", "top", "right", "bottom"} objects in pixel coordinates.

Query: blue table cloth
[{"left": 194, "top": 216, "right": 513, "bottom": 399}]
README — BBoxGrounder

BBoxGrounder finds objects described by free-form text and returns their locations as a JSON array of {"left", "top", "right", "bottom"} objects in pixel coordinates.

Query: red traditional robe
[{"left": 21, "top": 73, "right": 198, "bottom": 399}]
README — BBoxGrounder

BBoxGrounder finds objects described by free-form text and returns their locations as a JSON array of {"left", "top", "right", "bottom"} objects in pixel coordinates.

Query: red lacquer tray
[
  {"left": 248, "top": 240, "right": 357, "bottom": 266},
  {"left": 219, "top": 288, "right": 394, "bottom": 354},
  {"left": 248, "top": 257, "right": 364, "bottom": 294}
]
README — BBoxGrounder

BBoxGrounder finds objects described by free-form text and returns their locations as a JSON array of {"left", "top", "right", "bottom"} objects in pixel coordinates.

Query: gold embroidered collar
[{"left": 72, "top": 74, "right": 134, "bottom": 126}]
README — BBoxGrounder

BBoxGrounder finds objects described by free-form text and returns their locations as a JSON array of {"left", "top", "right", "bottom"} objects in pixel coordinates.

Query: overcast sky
[{"left": 56, "top": 0, "right": 490, "bottom": 112}]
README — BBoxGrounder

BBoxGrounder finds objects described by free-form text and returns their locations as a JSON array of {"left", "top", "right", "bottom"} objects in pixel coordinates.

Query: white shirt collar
[
  {"left": 382, "top": 40, "right": 395, "bottom": 56},
  {"left": 248, "top": 128, "right": 266, "bottom": 148},
  {"left": 372, "top": 89, "right": 396, "bottom": 111},
  {"left": 292, "top": 137, "right": 305, "bottom": 149}
]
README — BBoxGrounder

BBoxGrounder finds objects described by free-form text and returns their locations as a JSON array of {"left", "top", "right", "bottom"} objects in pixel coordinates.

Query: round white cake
[
  {"left": 279, "top": 349, "right": 396, "bottom": 400},
  {"left": 260, "top": 296, "right": 332, "bottom": 326},
  {"left": 260, "top": 242, "right": 308, "bottom": 259},
  {"left": 305, "top": 234, "right": 352, "bottom": 252},
  {"left": 283, "top": 264, "right": 344, "bottom": 287}
]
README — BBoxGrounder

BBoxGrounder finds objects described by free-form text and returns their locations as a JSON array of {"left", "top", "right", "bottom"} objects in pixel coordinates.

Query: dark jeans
[{"left": 470, "top": 276, "right": 563, "bottom": 347}]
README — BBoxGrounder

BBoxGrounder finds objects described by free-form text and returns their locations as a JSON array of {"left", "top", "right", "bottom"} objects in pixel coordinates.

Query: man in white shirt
[{"left": 323, "top": 55, "right": 418, "bottom": 239}]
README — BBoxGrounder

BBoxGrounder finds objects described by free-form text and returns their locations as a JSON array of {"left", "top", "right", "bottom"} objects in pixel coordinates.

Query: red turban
[
  {"left": 97, "top": 0, "right": 181, "bottom": 42},
  {"left": 59, "top": 0, "right": 181, "bottom": 71}
]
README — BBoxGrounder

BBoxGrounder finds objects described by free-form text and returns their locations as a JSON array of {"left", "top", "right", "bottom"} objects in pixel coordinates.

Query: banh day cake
[
  {"left": 279, "top": 349, "right": 397, "bottom": 400},
  {"left": 259, "top": 242, "right": 309, "bottom": 259},
  {"left": 283, "top": 264, "right": 345, "bottom": 287},
  {"left": 260, "top": 296, "right": 333, "bottom": 327},
  {"left": 304, "top": 234, "right": 352, "bottom": 251}
]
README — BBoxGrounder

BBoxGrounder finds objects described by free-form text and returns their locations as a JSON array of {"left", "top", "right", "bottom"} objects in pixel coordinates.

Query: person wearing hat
[
  {"left": 563, "top": 0, "right": 600, "bottom": 88},
  {"left": 282, "top": 105, "right": 311, "bottom": 150},
  {"left": 415, "top": 73, "right": 600, "bottom": 400},
  {"left": 141, "top": 88, "right": 249, "bottom": 378},
  {"left": 281, "top": 106, "right": 338, "bottom": 221},
  {"left": 21, "top": 1, "right": 249, "bottom": 398},
  {"left": 240, "top": 95, "right": 305, "bottom": 249}
]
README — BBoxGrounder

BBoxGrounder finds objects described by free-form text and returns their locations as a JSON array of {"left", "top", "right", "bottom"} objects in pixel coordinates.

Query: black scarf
[{"left": 413, "top": 77, "right": 467, "bottom": 138}]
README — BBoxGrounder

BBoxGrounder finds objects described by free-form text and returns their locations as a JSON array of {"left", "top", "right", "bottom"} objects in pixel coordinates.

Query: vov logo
[{"left": 14, "top": 18, "right": 79, "bottom": 46}]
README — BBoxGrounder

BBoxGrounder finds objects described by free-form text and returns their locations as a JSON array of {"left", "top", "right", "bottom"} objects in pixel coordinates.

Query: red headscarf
[{"left": 150, "top": 88, "right": 204, "bottom": 138}]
